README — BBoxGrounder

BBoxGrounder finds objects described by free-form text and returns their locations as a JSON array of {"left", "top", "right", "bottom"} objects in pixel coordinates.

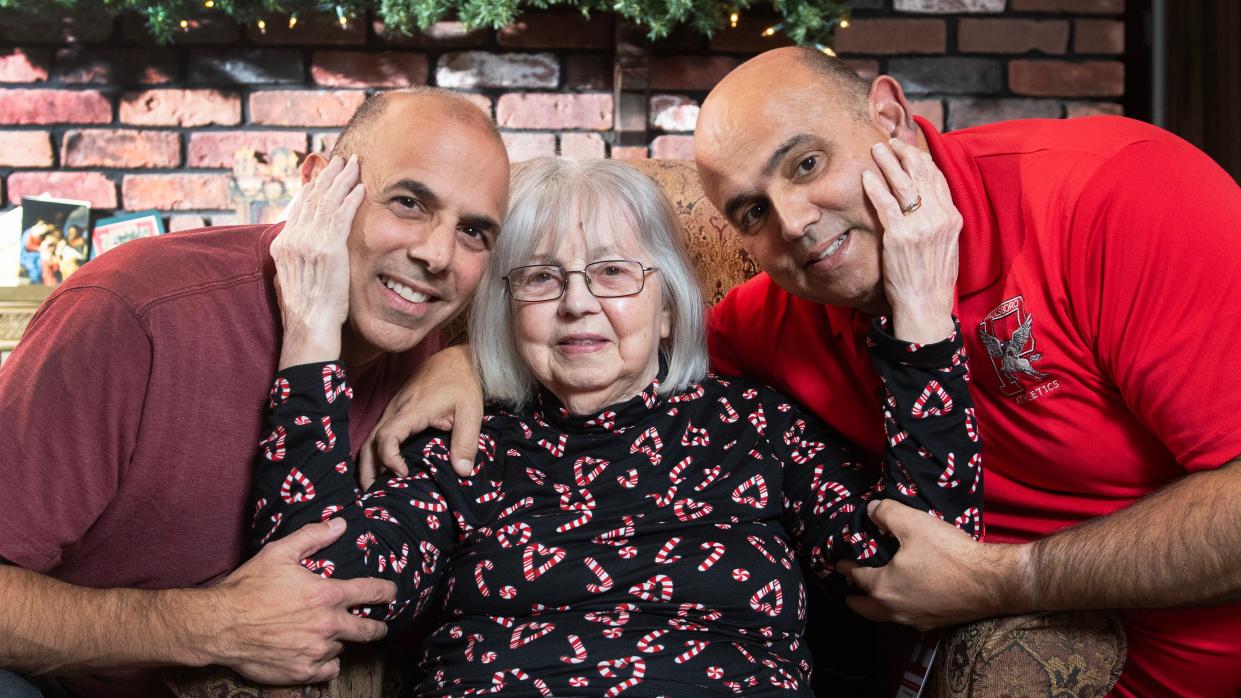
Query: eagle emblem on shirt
[{"left": 977, "top": 296, "right": 1051, "bottom": 396}]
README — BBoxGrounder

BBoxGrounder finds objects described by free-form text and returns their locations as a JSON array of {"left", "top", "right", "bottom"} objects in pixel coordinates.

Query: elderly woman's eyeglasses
[{"left": 504, "top": 259, "right": 658, "bottom": 302}]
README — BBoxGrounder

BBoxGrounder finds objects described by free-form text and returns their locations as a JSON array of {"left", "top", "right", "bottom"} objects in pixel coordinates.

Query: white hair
[{"left": 470, "top": 157, "right": 708, "bottom": 409}]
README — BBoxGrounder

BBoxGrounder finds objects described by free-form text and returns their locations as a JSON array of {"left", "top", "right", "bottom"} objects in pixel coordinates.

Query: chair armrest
[{"left": 929, "top": 611, "right": 1126, "bottom": 698}]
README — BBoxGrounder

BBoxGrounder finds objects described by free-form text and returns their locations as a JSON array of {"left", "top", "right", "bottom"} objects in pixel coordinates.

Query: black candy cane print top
[{"left": 252, "top": 317, "right": 981, "bottom": 697}]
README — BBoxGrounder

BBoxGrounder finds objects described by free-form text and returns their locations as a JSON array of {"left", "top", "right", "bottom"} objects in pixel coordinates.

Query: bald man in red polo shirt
[{"left": 690, "top": 48, "right": 1241, "bottom": 697}]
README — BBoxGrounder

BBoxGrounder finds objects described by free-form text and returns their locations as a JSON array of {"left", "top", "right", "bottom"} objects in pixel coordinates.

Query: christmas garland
[{"left": 0, "top": 0, "right": 853, "bottom": 50}]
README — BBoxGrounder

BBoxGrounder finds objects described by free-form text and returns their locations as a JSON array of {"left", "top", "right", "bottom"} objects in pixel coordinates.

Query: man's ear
[
  {"left": 867, "top": 76, "right": 919, "bottom": 145},
  {"left": 300, "top": 152, "right": 329, "bottom": 185}
]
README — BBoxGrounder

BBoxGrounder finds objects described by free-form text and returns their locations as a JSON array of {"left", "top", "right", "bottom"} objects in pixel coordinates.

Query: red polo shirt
[{"left": 708, "top": 116, "right": 1241, "bottom": 697}]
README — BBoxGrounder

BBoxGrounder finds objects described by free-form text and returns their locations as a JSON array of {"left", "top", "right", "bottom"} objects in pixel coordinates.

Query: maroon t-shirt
[{"left": 0, "top": 223, "right": 443, "bottom": 696}]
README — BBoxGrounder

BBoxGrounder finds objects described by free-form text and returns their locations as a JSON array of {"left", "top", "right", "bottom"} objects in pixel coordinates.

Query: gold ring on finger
[{"left": 900, "top": 195, "right": 922, "bottom": 215}]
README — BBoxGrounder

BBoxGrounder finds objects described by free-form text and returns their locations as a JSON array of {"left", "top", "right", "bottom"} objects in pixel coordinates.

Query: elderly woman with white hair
[{"left": 252, "top": 157, "right": 980, "bottom": 695}]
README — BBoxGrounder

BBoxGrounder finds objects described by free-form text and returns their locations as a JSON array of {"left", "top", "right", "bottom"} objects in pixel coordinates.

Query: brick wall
[{"left": 0, "top": 0, "right": 1127, "bottom": 226}]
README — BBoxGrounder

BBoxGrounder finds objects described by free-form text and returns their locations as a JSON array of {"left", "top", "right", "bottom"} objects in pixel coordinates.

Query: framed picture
[
  {"left": 17, "top": 195, "right": 91, "bottom": 289},
  {"left": 0, "top": 206, "right": 26, "bottom": 287},
  {"left": 91, "top": 210, "right": 165, "bottom": 260}
]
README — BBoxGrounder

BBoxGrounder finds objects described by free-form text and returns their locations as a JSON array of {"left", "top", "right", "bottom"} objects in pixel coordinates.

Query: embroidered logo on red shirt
[{"left": 978, "top": 295, "right": 1051, "bottom": 396}]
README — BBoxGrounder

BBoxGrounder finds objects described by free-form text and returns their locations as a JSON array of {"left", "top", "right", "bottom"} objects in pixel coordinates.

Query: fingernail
[
  {"left": 326, "top": 517, "right": 344, "bottom": 532},
  {"left": 871, "top": 142, "right": 884, "bottom": 152},
  {"left": 889, "top": 137, "right": 900, "bottom": 146},
  {"left": 867, "top": 500, "right": 880, "bottom": 514},
  {"left": 348, "top": 153, "right": 357, "bottom": 164},
  {"left": 456, "top": 458, "right": 473, "bottom": 473}
]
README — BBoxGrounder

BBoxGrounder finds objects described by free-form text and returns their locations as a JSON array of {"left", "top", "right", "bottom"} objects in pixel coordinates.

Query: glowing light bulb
[
  {"left": 180, "top": 19, "right": 189, "bottom": 28},
  {"left": 762, "top": 26, "right": 776, "bottom": 37},
  {"left": 289, "top": 15, "right": 298, "bottom": 28},
  {"left": 203, "top": 0, "right": 214, "bottom": 7},
  {"left": 729, "top": 11, "right": 739, "bottom": 28},
  {"left": 839, "top": 19, "right": 849, "bottom": 29},
  {"left": 257, "top": 19, "right": 267, "bottom": 32}
]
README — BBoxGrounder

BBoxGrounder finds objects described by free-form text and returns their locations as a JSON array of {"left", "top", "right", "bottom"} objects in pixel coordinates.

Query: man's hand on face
[
  {"left": 270, "top": 155, "right": 366, "bottom": 370},
  {"left": 359, "top": 344, "right": 484, "bottom": 488},
  {"left": 862, "top": 138, "right": 963, "bottom": 345},
  {"left": 203, "top": 518, "right": 395, "bottom": 685},
  {"left": 836, "top": 500, "right": 1027, "bottom": 632}
]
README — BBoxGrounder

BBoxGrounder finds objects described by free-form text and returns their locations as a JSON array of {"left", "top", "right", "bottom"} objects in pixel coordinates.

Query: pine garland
[{"left": 0, "top": 0, "right": 852, "bottom": 48}]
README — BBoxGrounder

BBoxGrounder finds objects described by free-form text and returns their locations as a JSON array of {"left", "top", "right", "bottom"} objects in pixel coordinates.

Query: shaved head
[{"left": 332, "top": 87, "right": 502, "bottom": 161}]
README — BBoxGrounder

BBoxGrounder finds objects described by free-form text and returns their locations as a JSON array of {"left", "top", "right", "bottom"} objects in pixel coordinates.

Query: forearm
[
  {"left": 0, "top": 565, "right": 219, "bottom": 675},
  {"left": 1016, "top": 459, "right": 1241, "bottom": 612}
]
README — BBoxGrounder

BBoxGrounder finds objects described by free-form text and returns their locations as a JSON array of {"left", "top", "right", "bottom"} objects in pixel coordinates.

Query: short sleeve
[
  {"left": 1076, "top": 137, "right": 1241, "bottom": 471},
  {"left": 0, "top": 287, "right": 151, "bottom": 571}
]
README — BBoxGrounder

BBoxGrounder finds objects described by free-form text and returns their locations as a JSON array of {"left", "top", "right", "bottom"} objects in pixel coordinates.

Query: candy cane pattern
[
  {"left": 654, "top": 537, "right": 683, "bottom": 564},
  {"left": 573, "top": 457, "right": 609, "bottom": 487},
  {"left": 260, "top": 425, "right": 286, "bottom": 461},
  {"left": 668, "top": 456, "right": 692, "bottom": 484},
  {"left": 584, "top": 410, "right": 616, "bottom": 430},
  {"left": 269, "top": 377, "right": 290, "bottom": 407},
  {"left": 747, "top": 404, "right": 767, "bottom": 435},
  {"left": 616, "top": 468, "right": 639, "bottom": 489},
  {"left": 730, "top": 474, "right": 769, "bottom": 509},
  {"left": 694, "top": 465, "right": 722, "bottom": 491},
  {"left": 321, "top": 363, "right": 353, "bottom": 404},
  {"left": 628, "top": 575, "right": 674, "bottom": 602},
  {"left": 561, "top": 634, "right": 588, "bottom": 664},
  {"left": 718, "top": 397, "right": 740, "bottom": 422},
  {"left": 911, "top": 379, "right": 953, "bottom": 419},
  {"left": 597, "top": 657, "right": 646, "bottom": 697},
  {"left": 312, "top": 416, "right": 336, "bottom": 452},
  {"left": 300, "top": 558, "right": 335, "bottom": 577},
  {"left": 510, "top": 621, "right": 555, "bottom": 649},
  {"left": 698, "top": 541, "right": 726, "bottom": 571},
  {"left": 409, "top": 490, "right": 448, "bottom": 511},
  {"left": 636, "top": 629, "right": 669, "bottom": 653},
  {"left": 279, "top": 466, "right": 315, "bottom": 503},
  {"left": 674, "top": 640, "right": 710, "bottom": 664},
  {"left": 937, "top": 452, "right": 961, "bottom": 489},
  {"left": 474, "top": 559, "right": 494, "bottom": 596},
  {"left": 521, "top": 543, "right": 566, "bottom": 581},
  {"left": 968, "top": 452, "right": 983, "bottom": 495},
  {"left": 673, "top": 497, "right": 713, "bottom": 522},
  {"left": 584, "top": 556, "right": 614, "bottom": 593},
  {"left": 964, "top": 406, "right": 979, "bottom": 442},
  {"left": 376, "top": 543, "right": 409, "bottom": 574},
  {"left": 629, "top": 426, "right": 663, "bottom": 466},
  {"left": 681, "top": 422, "right": 710, "bottom": 447},
  {"left": 496, "top": 521, "right": 532, "bottom": 548},
  {"left": 538, "top": 433, "right": 568, "bottom": 457},
  {"left": 749, "top": 579, "right": 784, "bottom": 616}
]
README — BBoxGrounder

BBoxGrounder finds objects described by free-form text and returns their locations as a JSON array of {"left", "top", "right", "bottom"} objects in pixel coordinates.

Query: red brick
[
  {"left": 565, "top": 55, "right": 612, "bottom": 90},
  {"left": 0, "top": 49, "right": 50, "bottom": 82},
  {"left": 437, "top": 52, "right": 559, "bottom": 89},
  {"left": 247, "top": 13, "right": 367, "bottom": 46},
  {"left": 62, "top": 129, "right": 181, "bottom": 168},
  {"left": 54, "top": 48, "right": 177, "bottom": 85},
  {"left": 958, "top": 19, "right": 1068, "bottom": 54},
  {"left": 836, "top": 19, "right": 946, "bottom": 55},
  {"left": 502, "top": 133, "right": 557, "bottom": 162},
  {"left": 0, "top": 89, "right": 110, "bottom": 125},
  {"left": 373, "top": 21, "right": 492, "bottom": 47},
  {"left": 0, "top": 131, "right": 53, "bottom": 167},
  {"left": 311, "top": 52, "right": 428, "bottom": 88},
  {"left": 844, "top": 59, "right": 881, "bottom": 82},
  {"left": 120, "top": 89, "right": 241, "bottom": 127},
  {"left": 611, "top": 146, "right": 648, "bottom": 161},
  {"left": 122, "top": 174, "right": 231, "bottom": 211},
  {"left": 710, "top": 17, "right": 794, "bottom": 53},
  {"left": 497, "top": 94, "right": 612, "bottom": 130},
  {"left": 498, "top": 12, "right": 612, "bottom": 49},
  {"left": 1065, "top": 101, "right": 1123, "bottom": 118},
  {"left": 1074, "top": 19, "right": 1124, "bottom": 54},
  {"left": 650, "top": 95, "right": 699, "bottom": 132},
  {"left": 8, "top": 171, "right": 116, "bottom": 208},
  {"left": 121, "top": 15, "right": 241, "bottom": 44},
  {"left": 651, "top": 56, "right": 741, "bottom": 91},
  {"left": 249, "top": 90, "right": 366, "bottom": 127},
  {"left": 313, "top": 132, "right": 339, "bottom": 153},
  {"left": 650, "top": 135, "right": 694, "bottom": 160},
  {"left": 1010, "top": 0, "right": 1123, "bottom": 12},
  {"left": 189, "top": 131, "right": 308, "bottom": 168},
  {"left": 0, "top": 11, "right": 114, "bottom": 44},
  {"left": 895, "top": 0, "right": 1005, "bottom": 11},
  {"left": 908, "top": 99, "right": 945, "bottom": 132},
  {"left": 1009, "top": 60, "right": 1123, "bottom": 97},
  {"left": 560, "top": 133, "right": 605, "bottom": 159},
  {"left": 169, "top": 215, "right": 208, "bottom": 232}
]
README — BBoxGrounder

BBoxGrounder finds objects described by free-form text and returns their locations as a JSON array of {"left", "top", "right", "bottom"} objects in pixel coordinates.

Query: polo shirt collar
[{"left": 915, "top": 116, "right": 1001, "bottom": 297}]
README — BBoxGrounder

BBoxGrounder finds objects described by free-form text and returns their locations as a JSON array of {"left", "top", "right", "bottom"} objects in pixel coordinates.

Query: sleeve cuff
[
  {"left": 271, "top": 361, "right": 353, "bottom": 412},
  {"left": 867, "top": 316, "right": 964, "bottom": 369}
]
